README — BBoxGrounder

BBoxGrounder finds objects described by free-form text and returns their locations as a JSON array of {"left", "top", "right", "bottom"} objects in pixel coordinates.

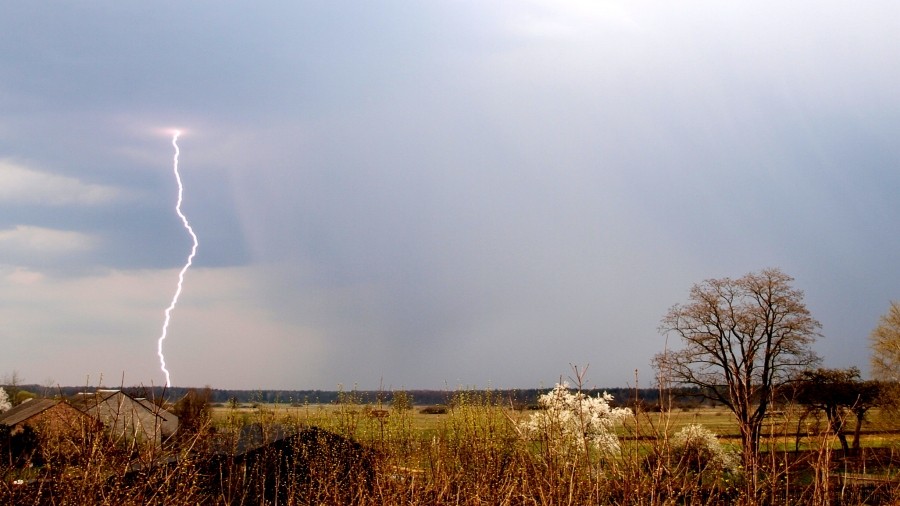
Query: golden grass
[{"left": 3, "top": 394, "right": 900, "bottom": 505}]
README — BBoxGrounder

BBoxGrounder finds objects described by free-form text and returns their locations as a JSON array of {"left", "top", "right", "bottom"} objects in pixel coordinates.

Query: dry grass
[{"left": 3, "top": 391, "right": 900, "bottom": 505}]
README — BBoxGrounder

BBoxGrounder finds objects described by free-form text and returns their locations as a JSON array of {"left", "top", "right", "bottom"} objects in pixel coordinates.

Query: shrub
[
  {"left": 519, "top": 382, "right": 632, "bottom": 457},
  {"left": 0, "top": 387, "right": 10, "bottom": 412},
  {"left": 671, "top": 423, "right": 739, "bottom": 474}
]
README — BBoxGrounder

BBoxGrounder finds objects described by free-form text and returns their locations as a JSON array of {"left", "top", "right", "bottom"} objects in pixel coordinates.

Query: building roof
[
  {"left": 69, "top": 390, "right": 169, "bottom": 422},
  {"left": 0, "top": 398, "right": 60, "bottom": 427},
  {"left": 135, "top": 398, "right": 178, "bottom": 423},
  {"left": 68, "top": 390, "right": 118, "bottom": 411}
]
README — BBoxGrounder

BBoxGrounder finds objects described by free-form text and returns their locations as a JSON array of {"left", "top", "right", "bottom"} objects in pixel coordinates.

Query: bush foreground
[{"left": 2, "top": 387, "right": 900, "bottom": 505}]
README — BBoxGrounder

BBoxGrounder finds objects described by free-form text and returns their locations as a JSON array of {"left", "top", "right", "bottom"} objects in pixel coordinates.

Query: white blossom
[
  {"left": 519, "top": 382, "right": 632, "bottom": 456},
  {"left": 671, "top": 424, "right": 740, "bottom": 472},
  {"left": 0, "top": 387, "right": 10, "bottom": 412}
]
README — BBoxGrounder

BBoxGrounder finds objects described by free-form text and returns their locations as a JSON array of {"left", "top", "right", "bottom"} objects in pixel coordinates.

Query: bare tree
[
  {"left": 871, "top": 301, "right": 900, "bottom": 382},
  {"left": 655, "top": 268, "right": 820, "bottom": 484}
]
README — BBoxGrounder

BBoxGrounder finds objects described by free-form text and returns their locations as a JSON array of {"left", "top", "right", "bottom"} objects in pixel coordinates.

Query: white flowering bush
[
  {"left": 0, "top": 387, "right": 10, "bottom": 412},
  {"left": 519, "top": 382, "right": 632, "bottom": 457},
  {"left": 670, "top": 424, "right": 739, "bottom": 473}
]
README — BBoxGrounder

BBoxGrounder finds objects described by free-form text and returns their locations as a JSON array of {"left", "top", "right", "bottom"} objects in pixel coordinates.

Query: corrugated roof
[
  {"left": 69, "top": 390, "right": 168, "bottom": 423},
  {"left": 0, "top": 399, "right": 60, "bottom": 427},
  {"left": 135, "top": 398, "right": 177, "bottom": 423},
  {"left": 68, "top": 390, "right": 119, "bottom": 411}
]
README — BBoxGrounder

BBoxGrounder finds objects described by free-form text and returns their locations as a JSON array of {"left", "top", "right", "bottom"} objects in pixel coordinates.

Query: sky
[{"left": 0, "top": 1, "right": 898, "bottom": 391}]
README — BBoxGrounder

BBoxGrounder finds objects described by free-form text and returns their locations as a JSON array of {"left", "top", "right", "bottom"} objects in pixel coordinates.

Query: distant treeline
[{"left": 24, "top": 384, "right": 713, "bottom": 409}]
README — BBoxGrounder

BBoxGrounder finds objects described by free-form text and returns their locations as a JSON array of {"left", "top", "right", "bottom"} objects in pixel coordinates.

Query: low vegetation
[{"left": 1, "top": 382, "right": 900, "bottom": 505}]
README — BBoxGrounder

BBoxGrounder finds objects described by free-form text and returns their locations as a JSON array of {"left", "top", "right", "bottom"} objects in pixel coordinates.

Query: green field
[{"left": 211, "top": 400, "right": 900, "bottom": 452}]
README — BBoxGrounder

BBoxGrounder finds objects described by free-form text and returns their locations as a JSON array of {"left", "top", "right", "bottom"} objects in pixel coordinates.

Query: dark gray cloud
[{"left": 0, "top": 1, "right": 898, "bottom": 389}]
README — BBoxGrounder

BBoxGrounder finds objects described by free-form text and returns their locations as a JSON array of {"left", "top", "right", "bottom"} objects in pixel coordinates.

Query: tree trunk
[
  {"left": 740, "top": 422, "right": 761, "bottom": 503},
  {"left": 852, "top": 412, "right": 864, "bottom": 452},
  {"left": 826, "top": 407, "right": 850, "bottom": 454}
]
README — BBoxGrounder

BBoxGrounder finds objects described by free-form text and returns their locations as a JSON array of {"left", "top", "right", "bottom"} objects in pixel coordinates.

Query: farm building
[
  {"left": 0, "top": 398, "right": 95, "bottom": 437},
  {"left": 135, "top": 397, "right": 179, "bottom": 440},
  {"left": 0, "top": 398, "right": 99, "bottom": 465},
  {"left": 70, "top": 390, "right": 176, "bottom": 445}
]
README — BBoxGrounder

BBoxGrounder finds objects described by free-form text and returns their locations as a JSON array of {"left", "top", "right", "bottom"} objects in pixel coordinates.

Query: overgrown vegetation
[{"left": 2, "top": 380, "right": 900, "bottom": 505}]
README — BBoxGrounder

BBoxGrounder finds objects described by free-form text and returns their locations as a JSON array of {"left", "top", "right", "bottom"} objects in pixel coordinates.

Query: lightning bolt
[{"left": 157, "top": 130, "right": 198, "bottom": 387}]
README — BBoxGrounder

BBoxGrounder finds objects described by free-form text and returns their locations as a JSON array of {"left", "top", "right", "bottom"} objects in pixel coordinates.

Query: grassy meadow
[
  {"left": 211, "top": 399, "right": 900, "bottom": 449},
  {"left": 4, "top": 388, "right": 900, "bottom": 505},
  {"left": 205, "top": 391, "right": 900, "bottom": 504}
]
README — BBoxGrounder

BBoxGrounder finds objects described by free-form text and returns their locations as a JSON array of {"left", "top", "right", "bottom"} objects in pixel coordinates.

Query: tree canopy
[
  {"left": 871, "top": 301, "right": 900, "bottom": 382},
  {"left": 792, "top": 367, "right": 881, "bottom": 453}
]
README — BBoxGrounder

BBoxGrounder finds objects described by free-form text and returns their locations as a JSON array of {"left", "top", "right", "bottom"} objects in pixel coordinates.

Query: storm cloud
[{"left": 1, "top": 1, "right": 898, "bottom": 389}]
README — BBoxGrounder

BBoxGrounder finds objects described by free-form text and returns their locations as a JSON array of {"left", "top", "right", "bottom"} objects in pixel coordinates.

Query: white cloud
[
  {"left": 0, "top": 160, "right": 119, "bottom": 206},
  {"left": 0, "top": 225, "right": 95, "bottom": 256},
  {"left": 5, "top": 267, "right": 45, "bottom": 285}
]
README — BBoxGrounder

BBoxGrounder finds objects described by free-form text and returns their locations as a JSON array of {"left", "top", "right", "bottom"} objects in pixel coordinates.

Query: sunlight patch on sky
[
  {"left": 0, "top": 160, "right": 120, "bottom": 206},
  {"left": 0, "top": 225, "right": 96, "bottom": 256}
]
